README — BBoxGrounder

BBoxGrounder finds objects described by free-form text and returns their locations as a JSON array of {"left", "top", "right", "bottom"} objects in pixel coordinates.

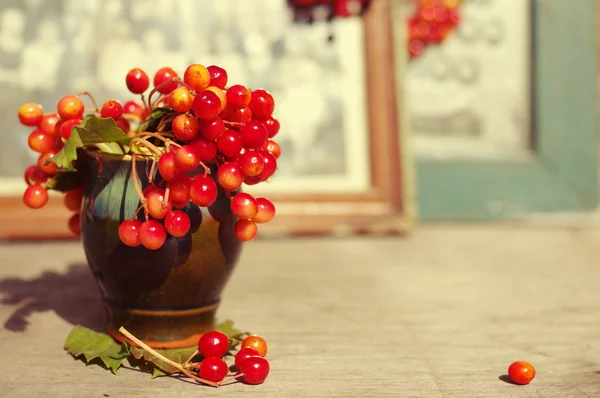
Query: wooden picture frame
[
  {"left": 0, "top": 0, "right": 414, "bottom": 240},
  {"left": 403, "top": 0, "right": 598, "bottom": 221}
]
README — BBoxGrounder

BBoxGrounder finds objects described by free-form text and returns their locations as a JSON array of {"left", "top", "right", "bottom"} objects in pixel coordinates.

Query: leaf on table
[
  {"left": 64, "top": 325, "right": 129, "bottom": 375},
  {"left": 215, "top": 320, "right": 247, "bottom": 350}
]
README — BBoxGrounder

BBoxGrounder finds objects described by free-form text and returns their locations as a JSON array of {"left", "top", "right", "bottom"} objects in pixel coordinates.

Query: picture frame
[
  {"left": 0, "top": 0, "right": 414, "bottom": 239},
  {"left": 401, "top": 0, "right": 598, "bottom": 221}
]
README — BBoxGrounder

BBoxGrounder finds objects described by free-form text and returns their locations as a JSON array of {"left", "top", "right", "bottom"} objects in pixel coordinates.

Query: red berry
[
  {"left": 28, "top": 129, "right": 54, "bottom": 153},
  {"left": 243, "top": 175, "right": 262, "bottom": 186},
  {"left": 116, "top": 117, "right": 130, "bottom": 134},
  {"left": 216, "top": 129, "right": 243, "bottom": 158},
  {"left": 241, "top": 335, "right": 268, "bottom": 357},
  {"left": 38, "top": 152, "right": 58, "bottom": 176},
  {"left": 172, "top": 114, "right": 199, "bottom": 141},
  {"left": 174, "top": 145, "right": 201, "bottom": 171},
  {"left": 18, "top": 103, "right": 44, "bottom": 126},
  {"left": 235, "top": 347, "right": 260, "bottom": 370},
  {"left": 126, "top": 68, "right": 150, "bottom": 94},
  {"left": 258, "top": 151, "right": 277, "bottom": 180},
  {"left": 207, "top": 65, "right": 228, "bottom": 89},
  {"left": 123, "top": 100, "right": 145, "bottom": 117},
  {"left": 253, "top": 198, "right": 276, "bottom": 223},
  {"left": 230, "top": 193, "right": 258, "bottom": 219},
  {"left": 169, "top": 86, "right": 194, "bottom": 113},
  {"left": 234, "top": 219, "right": 257, "bottom": 242},
  {"left": 60, "top": 118, "right": 83, "bottom": 140},
  {"left": 38, "top": 114, "right": 60, "bottom": 135},
  {"left": 205, "top": 86, "right": 227, "bottom": 112},
  {"left": 119, "top": 219, "right": 142, "bottom": 247},
  {"left": 221, "top": 105, "right": 252, "bottom": 123},
  {"left": 262, "top": 139, "right": 281, "bottom": 159},
  {"left": 198, "top": 117, "right": 225, "bottom": 141},
  {"left": 68, "top": 212, "right": 81, "bottom": 236},
  {"left": 199, "top": 357, "right": 228, "bottom": 383},
  {"left": 57, "top": 95, "right": 85, "bottom": 120},
  {"left": 23, "top": 184, "right": 49, "bottom": 209},
  {"left": 139, "top": 220, "right": 167, "bottom": 250},
  {"left": 240, "top": 356, "right": 270, "bottom": 385},
  {"left": 249, "top": 89, "right": 274, "bottom": 118},
  {"left": 192, "top": 90, "right": 221, "bottom": 120},
  {"left": 189, "top": 174, "right": 218, "bottom": 207},
  {"left": 64, "top": 189, "right": 83, "bottom": 211},
  {"left": 153, "top": 67, "right": 179, "bottom": 94},
  {"left": 226, "top": 85, "right": 251, "bottom": 108},
  {"left": 508, "top": 361, "right": 535, "bottom": 385},
  {"left": 24, "top": 165, "right": 47, "bottom": 185},
  {"left": 261, "top": 116, "right": 280, "bottom": 138},
  {"left": 183, "top": 64, "right": 210, "bottom": 92},
  {"left": 100, "top": 99, "right": 124, "bottom": 120},
  {"left": 238, "top": 151, "right": 265, "bottom": 177},
  {"left": 146, "top": 187, "right": 171, "bottom": 219},
  {"left": 158, "top": 152, "right": 178, "bottom": 181},
  {"left": 240, "top": 120, "right": 268, "bottom": 149},
  {"left": 164, "top": 210, "right": 191, "bottom": 237},
  {"left": 217, "top": 162, "right": 243, "bottom": 191},
  {"left": 167, "top": 175, "right": 191, "bottom": 204},
  {"left": 197, "top": 330, "right": 229, "bottom": 358},
  {"left": 190, "top": 136, "right": 217, "bottom": 162}
]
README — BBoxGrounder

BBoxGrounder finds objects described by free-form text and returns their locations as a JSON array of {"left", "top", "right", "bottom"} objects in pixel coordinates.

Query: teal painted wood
[{"left": 417, "top": 0, "right": 598, "bottom": 221}]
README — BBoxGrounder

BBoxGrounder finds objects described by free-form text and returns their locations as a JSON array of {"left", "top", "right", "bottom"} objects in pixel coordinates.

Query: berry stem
[
  {"left": 118, "top": 327, "right": 219, "bottom": 388},
  {"left": 77, "top": 90, "right": 100, "bottom": 112},
  {"left": 148, "top": 156, "right": 157, "bottom": 184},
  {"left": 130, "top": 137, "right": 163, "bottom": 157},
  {"left": 156, "top": 114, "right": 178, "bottom": 132},
  {"left": 130, "top": 154, "right": 149, "bottom": 218},
  {"left": 147, "top": 77, "right": 181, "bottom": 110},
  {"left": 223, "top": 121, "right": 247, "bottom": 129},
  {"left": 217, "top": 372, "right": 244, "bottom": 387},
  {"left": 183, "top": 349, "right": 199, "bottom": 366}
]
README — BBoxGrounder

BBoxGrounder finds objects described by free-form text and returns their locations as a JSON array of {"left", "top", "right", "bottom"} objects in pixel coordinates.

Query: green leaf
[
  {"left": 74, "top": 115, "right": 132, "bottom": 145},
  {"left": 96, "top": 142, "right": 125, "bottom": 155},
  {"left": 91, "top": 160, "right": 141, "bottom": 221},
  {"left": 48, "top": 130, "right": 84, "bottom": 171},
  {"left": 48, "top": 115, "right": 131, "bottom": 171},
  {"left": 64, "top": 325, "right": 129, "bottom": 375}
]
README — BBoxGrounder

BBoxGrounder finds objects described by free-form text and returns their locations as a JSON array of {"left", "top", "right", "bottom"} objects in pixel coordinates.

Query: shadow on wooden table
[{"left": 0, "top": 263, "right": 105, "bottom": 332}]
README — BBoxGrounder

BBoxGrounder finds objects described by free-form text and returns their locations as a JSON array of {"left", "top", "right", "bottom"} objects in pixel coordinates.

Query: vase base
[
  {"left": 104, "top": 302, "right": 219, "bottom": 349},
  {"left": 107, "top": 326, "right": 204, "bottom": 349}
]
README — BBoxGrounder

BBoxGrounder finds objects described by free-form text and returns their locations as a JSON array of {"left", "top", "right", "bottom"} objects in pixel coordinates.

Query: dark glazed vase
[{"left": 80, "top": 151, "right": 242, "bottom": 348}]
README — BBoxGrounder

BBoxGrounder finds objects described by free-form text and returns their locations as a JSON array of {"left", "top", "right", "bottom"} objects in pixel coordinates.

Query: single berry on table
[
  {"left": 197, "top": 330, "right": 229, "bottom": 358},
  {"left": 199, "top": 356, "right": 228, "bottom": 383},
  {"left": 507, "top": 361, "right": 535, "bottom": 385},
  {"left": 240, "top": 356, "right": 270, "bottom": 385},
  {"left": 241, "top": 335, "right": 268, "bottom": 357},
  {"left": 235, "top": 347, "right": 260, "bottom": 370}
]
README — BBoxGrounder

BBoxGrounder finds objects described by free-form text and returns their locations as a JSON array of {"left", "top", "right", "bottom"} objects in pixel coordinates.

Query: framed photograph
[
  {"left": 0, "top": 0, "right": 413, "bottom": 239},
  {"left": 400, "top": 0, "right": 597, "bottom": 220}
]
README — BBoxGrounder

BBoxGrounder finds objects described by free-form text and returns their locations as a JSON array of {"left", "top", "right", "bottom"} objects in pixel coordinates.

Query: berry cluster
[
  {"left": 120, "top": 326, "right": 270, "bottom": 387},
  {"left": 287, "top": 0, "right": 372, "bottom": 19},
  {"left": 408, "top": 0, "right": 462, "bottom": 59},
  {"left": 18, "top": 63, "right": 281, "bottom": 247}
]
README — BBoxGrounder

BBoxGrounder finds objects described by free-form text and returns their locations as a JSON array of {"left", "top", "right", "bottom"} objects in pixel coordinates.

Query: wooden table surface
[{"left": 1, "top": 225, "right": 600, "bottom": 397}]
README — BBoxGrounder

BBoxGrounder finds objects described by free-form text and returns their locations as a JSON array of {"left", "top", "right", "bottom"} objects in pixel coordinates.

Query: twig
[
  {"left": 77, "top": 90, "right": 99, "bottom": 112},
  {"left": 118, "top": 327, "right": 219, "bottom": 388},
  {"left": 131, "top": 154, "right": 149, "bottom": 219}
]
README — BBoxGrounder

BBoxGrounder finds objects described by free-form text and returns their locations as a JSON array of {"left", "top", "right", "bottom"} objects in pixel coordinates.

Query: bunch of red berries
[
  {"left": 190, "top": 331, "right": 270, "bottom": 385},
  {"left": 18, "top": 63, "right": 281, "bottom": 247},
  {"left": 408, "top": 0, "right": 462, "bottom": 59}
]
